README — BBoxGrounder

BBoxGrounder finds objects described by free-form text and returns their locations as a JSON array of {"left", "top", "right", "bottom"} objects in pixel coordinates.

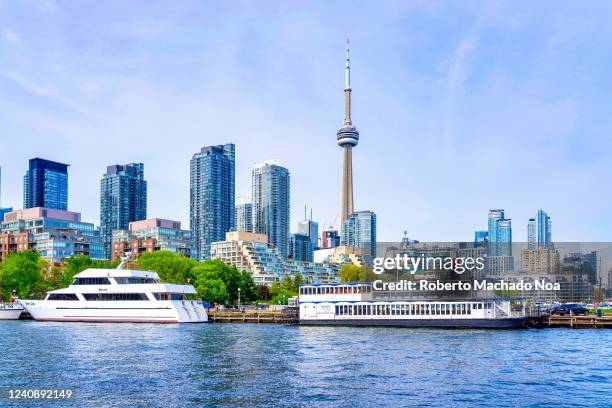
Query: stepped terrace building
[
  {"left": 211, "top": 231, "right": 339, "bottom": 285},
  {"left": 111, "top": 218, "right": 191, "bottom": 260},
  {"left": 0, "top": 207, "right": 103, "bottom": 263}
]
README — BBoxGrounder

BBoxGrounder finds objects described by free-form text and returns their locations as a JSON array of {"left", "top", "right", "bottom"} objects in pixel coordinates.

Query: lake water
[{"left": 0, "top": 321, "right": 610, "bottom": 407}]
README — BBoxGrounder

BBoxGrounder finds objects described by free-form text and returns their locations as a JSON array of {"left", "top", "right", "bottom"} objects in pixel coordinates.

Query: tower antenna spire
[
  {"left": 345, "top": 38, "right": 351, "bottom": 90},
  {"left": 337, "top": 39, "right": 359, "bottom": 222}
]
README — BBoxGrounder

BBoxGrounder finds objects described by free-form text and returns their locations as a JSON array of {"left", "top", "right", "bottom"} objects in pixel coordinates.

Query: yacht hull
[
  {"left": 20, "top": 300, "right": 208, "bottom": 323},
  {"left": 0, "top": 306, "right": 24, "bottom": 320}
]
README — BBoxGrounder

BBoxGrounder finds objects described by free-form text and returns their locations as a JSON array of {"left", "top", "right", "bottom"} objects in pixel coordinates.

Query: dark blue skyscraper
[
  {"left": 190, "top": 144, "right": 235, "bottom": 261},
  {"left": 23, "top": 158, "right": 69, "bottom": 210},
  {"left": 290, "top": 233, "right": 313, "bottom": 262},
  {"left": 100, "top": 163, "right": 147, "bottom": 259}
]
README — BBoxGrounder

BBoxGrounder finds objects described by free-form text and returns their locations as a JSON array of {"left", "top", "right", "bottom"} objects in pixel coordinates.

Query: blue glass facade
[
  {"left": 23, "top": 158, "right": 69, "bottom": 210},
  {"left": 474, "top": 230, "right": 488, "bottom": 243},
  {"left": 100, "top": 163, "right": 147, "bottom": 259},
  {"left": 190, "top": 144, "right": 235, "bottom": 261},
  {"left": 341, "top": 210, "right": 377, "bottom": 267},
  {"left": 527, "top": 209, "right": 552, "bottom": 249},
  {"left": 297, "top": 219, "right": 319, "bottom": 250},
  {"left": 290, "top": 233, "right": 313, "bottom": 262},
  {"left": 252, "top": 162, "right": 290, "bottom": 257},
  {"left": 487, "top": 209, "right": 512, "bottom": 256}
]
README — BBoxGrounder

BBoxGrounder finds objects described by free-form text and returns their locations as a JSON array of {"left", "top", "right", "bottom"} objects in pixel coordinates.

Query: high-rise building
[
  {"left": 321, "top": 227, "right": 341, "bottom": 249},
  {"left": 297, "top": 208, "right": 319, "bottom": 250},
  {"left": 487, "top": 209, "right": 512, "bottom": 256},
  {"left": 338, "top": 40, "right": 359, "bottom": 223},
  {"left": 100, "top": 163, "right": 147, "bottom": 259},
  {"left": 527, "top": 218, "right": 536, "bottom": 248},
  {"left": 528, "top": 209, "right": 552, "bottom": 249},
  {"left": 290, "top": 233, "right": 314, "bottom": 262},
  {"left": 23, "top": 158, "right": 69, "bottom": 210},
  {"left": 0, "top": 207, "right": 103, "bottom": 263},
  {"left": 190, "top": 144, "right": 235, "bottom": 261},
  {"left": 252, "top": 161, "right": 290, "bottom": 257},
  {"left": 341, "top": 210, "right": 376, "bottom": 267},
  {"left": 234, "top": 198, "right": 253, "bottom": 232}
]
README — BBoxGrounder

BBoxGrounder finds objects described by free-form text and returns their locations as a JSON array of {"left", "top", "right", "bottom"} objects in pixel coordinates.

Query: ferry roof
[{"left": 74, "top": 268, "right": 160, "bottom": 280}]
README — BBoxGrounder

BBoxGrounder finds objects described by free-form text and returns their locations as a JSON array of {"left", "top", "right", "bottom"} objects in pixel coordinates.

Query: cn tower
[{"left": 337, "top": 39, "right": 359, "bottom": 222}]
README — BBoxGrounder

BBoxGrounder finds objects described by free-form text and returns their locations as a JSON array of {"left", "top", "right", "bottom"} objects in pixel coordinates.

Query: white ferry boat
[
  {"left": 299, "top": 283, "right": 527, "bottom": 329},
  {"left": 19, "top": 267, "right": 208, "bottom": 324},
  {"left": 0, "top": 303, "right": 24, "bottom": 320}
]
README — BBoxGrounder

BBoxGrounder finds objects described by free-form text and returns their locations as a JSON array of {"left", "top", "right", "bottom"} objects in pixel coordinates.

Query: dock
[
  {"left": 528, "top": 314, "right": 612, "bottom": 329},
  {"left": 208, "top": 309, "right": 298, "bottom": 324}
]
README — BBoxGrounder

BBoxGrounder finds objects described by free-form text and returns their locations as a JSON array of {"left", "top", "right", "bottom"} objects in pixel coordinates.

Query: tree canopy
[
  {"left": 136, "top": 251, "right": 198, "bottom": 284},
  {"left": 191, "top": 259, "right": 257, "bottom": 304},
  {"left": 338, "top": 264, "right": 378, "bottom": 283},
  {"left": 0, "top": 251, "right": 43, "bottom": 299}
]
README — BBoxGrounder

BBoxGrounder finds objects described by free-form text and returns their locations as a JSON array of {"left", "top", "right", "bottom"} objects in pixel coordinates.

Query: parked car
[{"left": 550, "top": 303, "right": 589, "bottom": 316}]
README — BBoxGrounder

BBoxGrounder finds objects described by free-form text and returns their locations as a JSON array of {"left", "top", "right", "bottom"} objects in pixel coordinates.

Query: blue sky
[{"left": 1, "top": 0, "right": 612, "bottom": 242}]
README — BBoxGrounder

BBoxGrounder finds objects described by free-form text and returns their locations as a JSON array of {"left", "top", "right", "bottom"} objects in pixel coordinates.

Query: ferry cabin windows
[
  {"left": 333, "top": 303, "right": 488, "bottom": 317},
  {"left": 298, "top": 285, "right": 372, "bottom": 295},
  {"left": 72, "top": 277, "right": 111, "bottom": 285}
]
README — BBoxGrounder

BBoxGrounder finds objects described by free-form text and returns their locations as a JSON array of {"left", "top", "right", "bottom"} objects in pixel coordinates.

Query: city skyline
[{"left": 2, "top": 2, "right": 612, "bottom": 241}]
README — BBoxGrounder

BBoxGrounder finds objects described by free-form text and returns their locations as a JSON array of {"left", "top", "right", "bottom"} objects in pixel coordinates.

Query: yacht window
[
  {"left": 72, "top": 278, "right": 111, "bottom": 285},
  {"left": 83, "top": 293, "right": 148, "bottom": 301},
  {"left": 47, "top": 293, "right": 79, "bottom": 301},
  {"left": 114, "top": 277, "right": 158, "bottom": 284}
]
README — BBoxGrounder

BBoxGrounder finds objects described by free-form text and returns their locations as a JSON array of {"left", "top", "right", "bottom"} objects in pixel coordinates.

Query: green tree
[
  {"left": 292, "top": 273, "right": 304, "bottom": 292},
  {"left": 40, "top": 255, "right": 117, "bottom": 291},
  {"left": 136, "top": 251, "right": 197, "bottom": 284},
  {"left": 191, "top": 260, "right": 258, "bottom": 304},
  {"left": 269, "top": 281, "right": 297, "bottom": 305},
  {"left": 0, "top": 251, "right": 43, "bottom": 299},
  {"left": 195, "top": 277, "right": 227, "bottom": 304},
  {"left": 338, "top": 264, "right": 378, "bottom": 283}
]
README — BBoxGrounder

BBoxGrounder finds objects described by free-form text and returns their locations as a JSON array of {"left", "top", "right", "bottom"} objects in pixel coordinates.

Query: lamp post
[{"left": 237, "top": 288, "right": 241, "bottom": 309}]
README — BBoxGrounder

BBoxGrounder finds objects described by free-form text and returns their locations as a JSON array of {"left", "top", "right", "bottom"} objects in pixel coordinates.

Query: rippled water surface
[{"left": 0, "top": 321, "right": 610, "bottom": 407}]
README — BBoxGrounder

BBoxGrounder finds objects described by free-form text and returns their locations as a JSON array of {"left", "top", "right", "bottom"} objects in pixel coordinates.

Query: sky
[{"left": 1, "top": 0, "right": 612, "bottom": 242}]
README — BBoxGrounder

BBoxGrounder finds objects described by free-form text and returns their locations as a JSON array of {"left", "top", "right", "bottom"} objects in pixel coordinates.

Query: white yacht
[
  {"left": 299, "top": 283, "right": 527, "bottom": 329},
  {"left": 19, "top": 267, "right": 208, "bottom": 324},
  {"left": 0, "top": 303, "right": 24, "bottom": 320}
]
